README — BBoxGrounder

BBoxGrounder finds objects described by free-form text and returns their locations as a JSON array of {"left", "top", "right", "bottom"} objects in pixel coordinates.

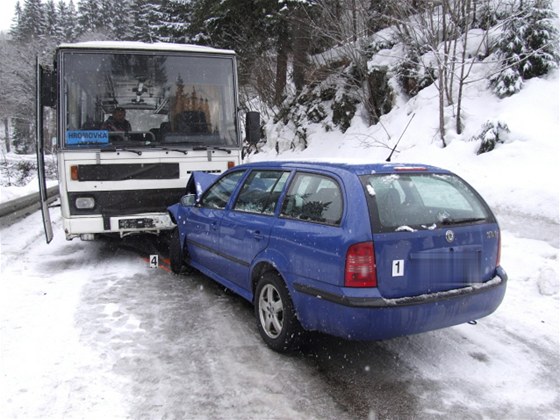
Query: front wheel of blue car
[
  {"left": 168, "top": 228, "right": 184, "bottom": 274},
  {"left": 255, "top": 272, "right": 303, "bottom": 353}
]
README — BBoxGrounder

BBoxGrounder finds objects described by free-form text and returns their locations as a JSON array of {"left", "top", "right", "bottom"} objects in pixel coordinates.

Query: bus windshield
[{"left": 60, "top": 50, "right": 239, "bottom": 149}]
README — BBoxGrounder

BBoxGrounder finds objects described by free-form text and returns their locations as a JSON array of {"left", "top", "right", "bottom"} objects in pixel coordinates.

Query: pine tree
[
  {"left": 520, "top": 0, "right": 560, "bottom": 79},
  {"left": 112, "top": 0, "right": 134, "bottom": 40},
  {"left": 78, "top": 0, "right": 103, "bottom": 34},
  {"left": 491, "top": 0, "right": 559, "bottom": 97},
  {"left": 63, "top": 0, "right": 79, "bottom": 42},
  {"left": 129, "top": 0, "right": 161, "bottom": 42},
  {"left": 54, "top": 0, "right": 68, "bottom": 41},
  {"left": 8, "top": 2, "right": 24, "bottom": 42},
  {"left": 490, "top": 9, "right": 525, "bottom": 97},
  {"left": 44, "top": 0, "right": 59, "bottom": 39},
  {"left": 157, "top": 0, "right": 193, "bottom": 43},
  {"left": 18, "top": 0, "right": 46, "bottom": 42}
]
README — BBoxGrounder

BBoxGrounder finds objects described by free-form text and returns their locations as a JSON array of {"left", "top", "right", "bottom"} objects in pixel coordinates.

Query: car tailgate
[{"left": 373, "top": 224, "right": 500, "bottom": 299}]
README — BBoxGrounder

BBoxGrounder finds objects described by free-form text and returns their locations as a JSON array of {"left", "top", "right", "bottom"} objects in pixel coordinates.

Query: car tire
[
  {"left": 255, "top": 271, "right": 303, "bottom": 353},
  {"left": 168, "top": 228, "right": 184, "bottom": 274}
]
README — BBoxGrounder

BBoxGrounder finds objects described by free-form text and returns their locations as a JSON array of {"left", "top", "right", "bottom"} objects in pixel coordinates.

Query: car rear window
[{"left": 361, "top": 173, "right": 493, "bottom": 232}]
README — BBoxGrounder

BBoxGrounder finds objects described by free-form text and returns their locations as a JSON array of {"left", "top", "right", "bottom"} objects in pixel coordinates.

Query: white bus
[{"left": 36, "top": 41, "right": 260, "bottom": 243}]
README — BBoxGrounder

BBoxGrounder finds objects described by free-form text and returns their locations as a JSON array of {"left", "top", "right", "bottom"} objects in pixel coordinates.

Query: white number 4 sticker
[
  {"left": 392, "top": 259, "right": 404, "bottom": 277},
  {"left": 149, "top": 254, "right": 159, "bottom": 269}
]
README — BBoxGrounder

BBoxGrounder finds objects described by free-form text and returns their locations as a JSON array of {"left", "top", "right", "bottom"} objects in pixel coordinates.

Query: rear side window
[
  {"left": 280, "top": 172, "right": 343, "bottom": 225},
  {"left": 362, "top": 173, "right": 493, "bottom": 232},
  {"left": 202, "top": 170, "right": 244, "bottom": 209},
  {"left": 234, "top": 170, "right": 290, "bottom": 215}
]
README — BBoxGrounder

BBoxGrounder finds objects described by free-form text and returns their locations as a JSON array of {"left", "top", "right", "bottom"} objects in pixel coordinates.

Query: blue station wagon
[{"left": 168, "top": 161, "right": 507, "bottom": 352}]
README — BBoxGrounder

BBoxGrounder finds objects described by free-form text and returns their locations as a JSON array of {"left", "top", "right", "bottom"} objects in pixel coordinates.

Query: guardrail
[{"left": 0, "top": 186, "right": 59, "bottom": 223}]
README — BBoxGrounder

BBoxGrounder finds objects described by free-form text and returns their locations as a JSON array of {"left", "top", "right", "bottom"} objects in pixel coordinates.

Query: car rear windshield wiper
[{"left": 441, "top": 217, "right": 486, "bottom": 225}]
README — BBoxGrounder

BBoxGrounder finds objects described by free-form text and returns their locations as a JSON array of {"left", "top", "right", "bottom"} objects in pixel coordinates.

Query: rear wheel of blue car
[
  {"left": 255, "top": 272, "right": 303, "bottom": 353},
  {"left": 169, "top": 228, "right": 184, "bottom": 274}
]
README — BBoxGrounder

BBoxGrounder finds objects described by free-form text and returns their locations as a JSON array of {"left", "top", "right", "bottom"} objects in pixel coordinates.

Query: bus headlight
[{"left": 75, "top": 197, "right": 95, "bottom": 209}]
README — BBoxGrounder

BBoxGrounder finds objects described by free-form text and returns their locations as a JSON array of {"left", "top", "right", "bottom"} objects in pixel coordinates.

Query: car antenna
[{"left": 386, "top": 113, "right": 415, "bottom": 162}]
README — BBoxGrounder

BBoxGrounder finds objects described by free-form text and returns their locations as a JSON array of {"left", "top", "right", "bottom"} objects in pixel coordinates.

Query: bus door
[{"left": 35, "top": 57, "right": 56, "bottom": 243}]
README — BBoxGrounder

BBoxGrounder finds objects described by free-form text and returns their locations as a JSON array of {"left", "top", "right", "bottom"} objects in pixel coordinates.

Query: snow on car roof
[{"left": 58, "top": 41, "right": 235, "bottom": 56}]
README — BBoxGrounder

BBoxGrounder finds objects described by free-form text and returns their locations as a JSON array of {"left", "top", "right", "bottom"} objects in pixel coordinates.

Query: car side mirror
[{"left": 180, "top": 194, "right": 198, "bottom": 207}]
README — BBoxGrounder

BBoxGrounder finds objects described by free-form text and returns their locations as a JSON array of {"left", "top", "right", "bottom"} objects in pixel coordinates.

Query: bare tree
[
  {"left": 389, "top": 0, "right": 497, "bottom": 145},
  {"left": 389, "top": 1, "right": 450, "bottom": 145}
]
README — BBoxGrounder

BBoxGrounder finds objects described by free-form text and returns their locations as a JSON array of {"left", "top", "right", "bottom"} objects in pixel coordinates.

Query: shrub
[
  {"left": 332, "top": 94, "right": 359, "bottom": 133},
  {"left": 473, "top": 121, "right": 510, "bottom": 155},
  {"left": 490, "top": 0, "right": 559, "bottom": 97}
]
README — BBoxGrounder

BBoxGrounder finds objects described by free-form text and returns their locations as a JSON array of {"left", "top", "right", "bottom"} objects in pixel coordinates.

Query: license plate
[{"left": 119, "top": 218, "right": 155, "bottom": 229}]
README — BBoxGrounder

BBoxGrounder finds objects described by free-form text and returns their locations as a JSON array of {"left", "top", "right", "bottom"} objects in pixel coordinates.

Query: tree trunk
[
  {"left": 352, "top": 0, "right": 357, "bottom": 42},
  {"left": 292, "top": 7, "right": 308, "bottom": 95},
  {"left": 3, "top": 118, "right": 10, "bottom": 153},
  {"left": 438, "top": 67, "right": 447, "bottom": 147},
  {"left": 275, "top": 25, "right": 289, "bottom": 106},
  {"left": 456, "top": 0, "right": 471, "bottom": 135}
]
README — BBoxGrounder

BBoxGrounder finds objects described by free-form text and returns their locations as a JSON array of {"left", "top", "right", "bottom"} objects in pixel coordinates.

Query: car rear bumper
[{"left": 292, "top": 267, "right": 507, "bottom": 340}]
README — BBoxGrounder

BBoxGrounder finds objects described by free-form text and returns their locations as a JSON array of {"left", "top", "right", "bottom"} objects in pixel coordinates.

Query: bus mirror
[
  {"left": 40, "top": 66, "right": 56, "bottom": 108},
  {"left": 245, "top": 111, "right": 261, "bottom": 145}
]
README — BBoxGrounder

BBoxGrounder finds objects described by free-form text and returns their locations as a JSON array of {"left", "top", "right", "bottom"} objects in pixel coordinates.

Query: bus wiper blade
[
  {"left": 161, "top": 147, "right": 188, "bottom": 155},
  {"left": 192, "top": 145, "right": 231, "bottom": 154},
  {"left": 441, "top": 217, "right": 486, "bottom": 225},
  {"left": 212, "top": 146, "right": 232, "bottom": 154},
  {"left": 100, "top": 146, "right": 142, "bottom": 155}
]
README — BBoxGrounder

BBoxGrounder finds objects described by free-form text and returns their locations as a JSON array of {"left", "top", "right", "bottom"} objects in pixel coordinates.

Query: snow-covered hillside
[{"left": 251, "top": 66, "right": 559, "bottom": 225}]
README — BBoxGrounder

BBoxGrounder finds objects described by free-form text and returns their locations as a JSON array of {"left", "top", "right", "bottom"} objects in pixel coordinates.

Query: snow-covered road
[{"left": 1, "top": 209, "right": 559, "bottom": 419}]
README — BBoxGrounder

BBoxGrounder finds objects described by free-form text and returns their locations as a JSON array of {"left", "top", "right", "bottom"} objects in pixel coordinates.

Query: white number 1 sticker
[{"left": 392, "top": 259, "right": 404, "bottom": 277}]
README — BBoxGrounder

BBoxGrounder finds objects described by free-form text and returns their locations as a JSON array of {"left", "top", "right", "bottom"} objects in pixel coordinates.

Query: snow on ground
[
  {"left": 0, "top": 201, "right": 558, "bottom": 418},
  {"left": 0, "top": 212, "right": 351, "bottom": 419}
]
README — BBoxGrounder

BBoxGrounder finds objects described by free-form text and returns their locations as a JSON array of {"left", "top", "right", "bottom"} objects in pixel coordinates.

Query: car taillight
[{"left": 345, "top": 242, "right": 377, "bottom": 287}]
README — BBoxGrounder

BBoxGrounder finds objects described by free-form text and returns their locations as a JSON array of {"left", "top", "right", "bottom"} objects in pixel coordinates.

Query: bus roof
[{"left": 57, "top": 41, "right": 236, "bottom": 56}]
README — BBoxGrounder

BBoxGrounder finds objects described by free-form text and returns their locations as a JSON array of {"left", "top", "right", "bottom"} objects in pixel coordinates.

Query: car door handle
[
  {"left": 211, "top": 221, "right": 218, "bottom": 231},
  {"left": 249, "top": 229, "right": 264, "bottom": 240}
]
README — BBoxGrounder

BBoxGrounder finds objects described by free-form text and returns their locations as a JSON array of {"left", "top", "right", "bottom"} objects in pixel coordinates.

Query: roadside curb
[{"left": 0, "top": 186, "right": 59, "bottom": 219}]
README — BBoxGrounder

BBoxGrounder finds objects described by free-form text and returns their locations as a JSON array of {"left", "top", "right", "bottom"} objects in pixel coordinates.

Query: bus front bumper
[{"left": 62, "top": 213, "right": 175, "bottom": 240}]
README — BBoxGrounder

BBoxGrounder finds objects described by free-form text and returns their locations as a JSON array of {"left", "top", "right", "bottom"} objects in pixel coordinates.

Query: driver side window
[{"left": 201, "top": 171, "right": 245, "bottom": 209}]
